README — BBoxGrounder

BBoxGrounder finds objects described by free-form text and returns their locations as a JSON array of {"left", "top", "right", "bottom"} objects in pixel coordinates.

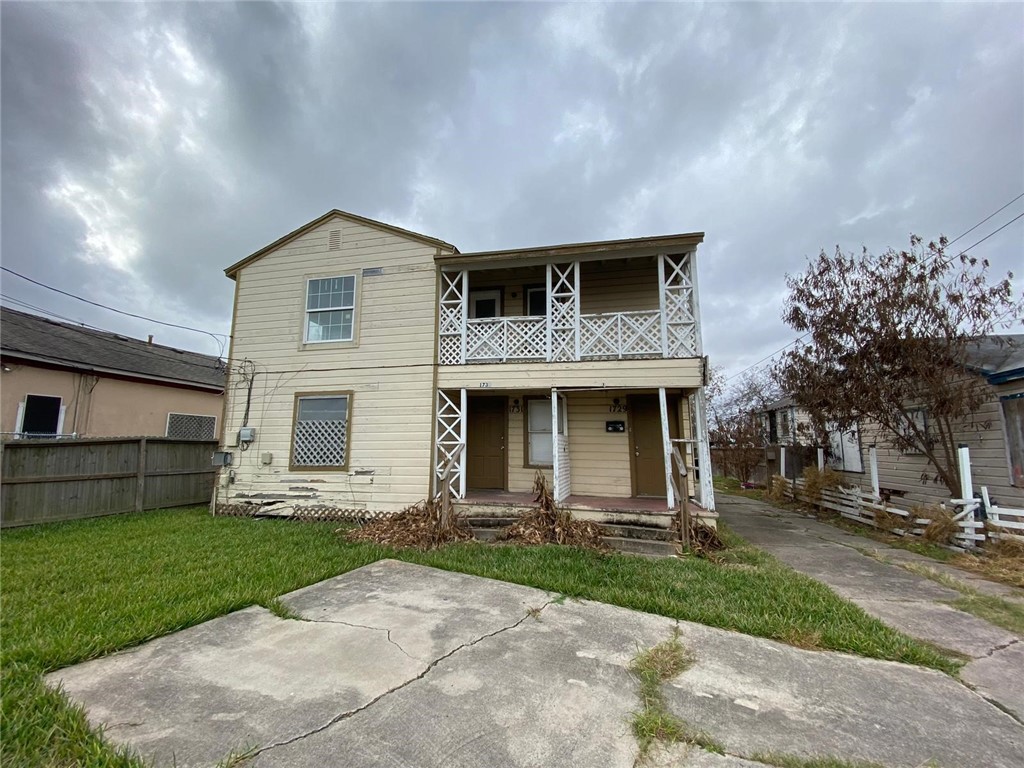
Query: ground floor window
[
  {"left": 17, "top": 394, "right": 64, "bottom": 437},
  {"left": 526, "top": 397, "right": 564, "bottom": 467},
  {"left": 1002, "top": 394, "right": 1023, "bottom": 487},
  {"left": 291, "top": 393, "right": 350, "bottom": 470},
  {"left": 166, "top": 413, "right": 217, "bottom": 440},
  {"left": 826, "top": 420, "right": 863, "bottom": 473}
]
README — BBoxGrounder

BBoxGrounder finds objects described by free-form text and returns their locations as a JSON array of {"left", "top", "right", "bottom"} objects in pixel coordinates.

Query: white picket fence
[{"left": 783, "top": 479, "right": 1024, "bottom": 550}]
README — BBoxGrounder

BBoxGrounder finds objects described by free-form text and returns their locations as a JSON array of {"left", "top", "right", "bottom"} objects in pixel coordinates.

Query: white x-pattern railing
[
  {"left": 579, "top": 310, "right": 662, "bottom": 360},
  {"left": 466, "top": 316, "right": 546, "bottom": 362}
]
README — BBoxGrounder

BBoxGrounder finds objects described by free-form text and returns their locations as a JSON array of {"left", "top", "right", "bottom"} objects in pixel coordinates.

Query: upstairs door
[
  {"left": 466, "top": 397, "right": 507, "bottom": 490},
  {"left": 628, "top": 394, "right": 677, "bottom": 497},
  {"left": 469, "top": 290, "right": 502, "bottom": 319}
]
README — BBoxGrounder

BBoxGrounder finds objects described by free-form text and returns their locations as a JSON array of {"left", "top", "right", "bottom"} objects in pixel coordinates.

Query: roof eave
[
  {"left": 434, "top": 232, "right": 705, "bottom": 268},
  {"left": 225, "top": 209, "right": 459, "bottom": 278}
]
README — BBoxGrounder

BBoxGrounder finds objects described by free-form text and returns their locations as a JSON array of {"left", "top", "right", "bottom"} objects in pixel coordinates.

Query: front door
[
  {"left": 467, "top": 397, "right": 506, "bottom": 490},
  {"left": 629, "top": 394, "right": 675, "bottom": 497}
]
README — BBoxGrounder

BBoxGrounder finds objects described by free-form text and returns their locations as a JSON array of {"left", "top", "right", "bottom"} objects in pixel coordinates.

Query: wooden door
[
  {"left": 467, "top": 397, "right": 506, "bottom": 490},
  {"left": 629, "top": 394, "right": 677, "bottom": 497}
]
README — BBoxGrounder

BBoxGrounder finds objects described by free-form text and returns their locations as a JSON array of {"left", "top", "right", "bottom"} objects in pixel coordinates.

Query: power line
[
  {"left": 721, "top": 193, "right": 1024, "bottom": 385},
  {"left": 0, "top": 266, "right": 229, "bottom": 355}
]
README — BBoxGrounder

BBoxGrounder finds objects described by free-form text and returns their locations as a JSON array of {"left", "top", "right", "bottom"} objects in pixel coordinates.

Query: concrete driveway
[
  {"left": 717, "top": 493, "right": 1024, "bottom": 722},
  {"left": 47, "top": 560, "right": 1023, "bottom": 768}
]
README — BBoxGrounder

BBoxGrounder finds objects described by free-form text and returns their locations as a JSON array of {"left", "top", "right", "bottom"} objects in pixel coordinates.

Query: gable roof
[
  {"left": 225, "top": 209, "right": 459, "bottom": 278},
  {"left": 964, "top": 334, "right": 1024, "bottom": 384},
  {"left": 0, "top": 307, "right": 225, "bottom": 391}
]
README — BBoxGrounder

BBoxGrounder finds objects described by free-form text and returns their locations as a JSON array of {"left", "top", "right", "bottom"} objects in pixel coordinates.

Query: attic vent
[{"left": 328, "top": 229, "right": 342, "bottom": 251}]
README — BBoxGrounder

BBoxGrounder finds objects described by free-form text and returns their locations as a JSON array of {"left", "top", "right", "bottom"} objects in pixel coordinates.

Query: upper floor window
[{"left": 305, "top": 276, "right": 355, "bottom": 343}]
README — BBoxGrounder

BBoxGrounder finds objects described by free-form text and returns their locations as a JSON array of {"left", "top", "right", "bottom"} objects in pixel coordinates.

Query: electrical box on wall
[
  {"left": 260, "top": 452, "right": 273, "bottom": 466},
  {"left": 239, "top": 426, "right": 256, "bottom": 443},
  {"left": 211, "top": 451, "right": 233, "bottom": 466}
]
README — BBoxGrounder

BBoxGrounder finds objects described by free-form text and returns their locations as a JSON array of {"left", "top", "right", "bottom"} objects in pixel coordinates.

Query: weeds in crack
[
  {"left": 262, "top": 598, "right": 306, "bottom": 622},
  {"left": 629, "top": 627, "right": 718, "bottom": 761},
  {"left": 898, "top": 564, "right": 1024, "bottom": 636},
  {"left": 749, "top": 752, "right": 886, "bottom": 768},
  {"left": 215, "top": 744, "right": 258, "bottom": 767}
]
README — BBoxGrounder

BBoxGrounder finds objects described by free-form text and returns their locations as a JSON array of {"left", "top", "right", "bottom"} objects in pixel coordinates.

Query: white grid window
[
  {"left": 292, "top": 395, "right": 349, "bottom": 468},
  {"left": 305, "top": 276, "right": 356, "bottom": 343},
  {"left": 527, "top": 398, "right": 564, "bottom": 467}
]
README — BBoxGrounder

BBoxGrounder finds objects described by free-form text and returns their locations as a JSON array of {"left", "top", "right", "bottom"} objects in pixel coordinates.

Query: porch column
[
  {"left": 692, "top": 387, "right": 716, "bottom": 511},
  {"left": 658, "top": 387, "right": 676, "bottom": 510},
  {"left": 437, "top": 270, "right": 468, "bottom": 365},
  {"left": 546, "top": 262, "right": 580, "bottom": 362},
  {"left": 433, "top": 388, "right": 467, "bottom": 499},
  {"left": 552, "top": 389, "right": 570, "bottom": 502},
  {"left": 658, "top": 252, "right": 699, "bottom": 358}
]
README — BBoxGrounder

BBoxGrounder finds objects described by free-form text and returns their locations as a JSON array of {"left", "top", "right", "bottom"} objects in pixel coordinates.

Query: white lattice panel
[
  {"left": 659, "top": 253, "right": 698, "bottom": 358},
  {"left": 580, "top": 311, "right": 662, "bottom": 359},
  {"left": 434, "top": 390, "right": 465, "bottom": 498},
  {"left": 505, "top": 317, "right": 546, "bottom": 360},
  {"left": 438, "top": 270, "right": 466, "bottom": 365},
  {"left": 293, "top": 419, "right": 347, "bottom": 466},
  {"left": 166, "top": 413, "right": 217, "bottom": 440},
  {"left": 547, "top": 262, "right": 579, "bottom": 362},
  {"left": 466, "top": 319, "right": 505, "bottom": 361}
]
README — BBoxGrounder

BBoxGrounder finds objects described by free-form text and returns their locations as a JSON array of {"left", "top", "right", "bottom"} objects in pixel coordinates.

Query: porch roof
[{"left": 436, "top": 231, "right": 705, "bottom": 269}]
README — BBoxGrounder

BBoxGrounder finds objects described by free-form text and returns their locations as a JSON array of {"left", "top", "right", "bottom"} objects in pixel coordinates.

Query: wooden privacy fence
[{"left": 1, "top": 437, "right": 218, "bottom": 528}]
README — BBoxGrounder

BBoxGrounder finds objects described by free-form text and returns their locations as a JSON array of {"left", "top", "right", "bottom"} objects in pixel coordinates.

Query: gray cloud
[{"left": 2, "top": 2, "right": 1021, "bottom": 371}]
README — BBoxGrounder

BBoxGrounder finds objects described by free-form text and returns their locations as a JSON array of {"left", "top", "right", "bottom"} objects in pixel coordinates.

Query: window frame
[
  {"left": 165, "top": 412, "right": 218, "bottom": 440},
  {"left": 523, "top": 395, "right": 565, "bottom": 469},
  {"left": 15, "top": 393, "right": 66, "bottom": 438},
  {"left": 999, "top": 393, "right": 1024, "bottom": 487},
  {"left": 468, "top": 289, "right": 503, "bottom": 320},
  {"left": 826, "top": 420, "right": 864, "bottom": 474},
  {"left": 524, "top": 284, "right": 547, "bottom": 317},
  {"left": 289, "top": 390, "right": 353, "bottom": 472},
  {"left": 303, "top": 275, "right": 357, "bottom": 345}
]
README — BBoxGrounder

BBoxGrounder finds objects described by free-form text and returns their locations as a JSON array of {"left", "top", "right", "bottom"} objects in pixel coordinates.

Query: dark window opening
[{"left": 22, "top": 395, "right": 61, "bottom": 436}]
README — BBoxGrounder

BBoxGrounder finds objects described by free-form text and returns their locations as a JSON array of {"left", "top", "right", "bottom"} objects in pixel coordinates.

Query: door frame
[
  {"left": 627, "top": 393, "right": 678, "bottom": 498},
  {"left": 466, "top": 395, "right": 509, "bottom": 491}
]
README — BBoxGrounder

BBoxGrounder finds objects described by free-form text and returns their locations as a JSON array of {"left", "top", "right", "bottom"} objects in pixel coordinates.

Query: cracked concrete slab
[
  {"left": 46, "top": 560, "right": 1024, "bottom": 768},
  {"left": 962, "top": 641, "right": 1024, "bottom": 721}
]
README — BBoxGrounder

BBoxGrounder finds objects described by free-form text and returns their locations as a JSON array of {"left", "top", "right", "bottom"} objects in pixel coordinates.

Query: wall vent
[{"left": 328, "top": 229, "right": 342, "bottom": 251}]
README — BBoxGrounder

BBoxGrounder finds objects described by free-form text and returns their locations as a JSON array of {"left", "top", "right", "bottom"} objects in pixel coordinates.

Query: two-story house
[{"left": 215, "top": 210, "right": 715, "bottom": 530}]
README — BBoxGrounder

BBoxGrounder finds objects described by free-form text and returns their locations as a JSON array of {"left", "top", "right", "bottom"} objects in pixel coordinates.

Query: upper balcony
[{"left": 434, "top": 233, "right": 704, "bottom": 366}]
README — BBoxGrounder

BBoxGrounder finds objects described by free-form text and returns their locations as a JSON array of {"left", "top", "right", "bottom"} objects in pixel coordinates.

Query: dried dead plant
[
  {"left": 872, "top": 505, "right": 907, "bottom": 534},
  {"left": 345, "top": 498, "right": 473, "bottom": 549},
  {"left": 497, "top": 472, "right": 609, "bottom": 552},
  {"left": 800, "top": 465, "right": 841, "bottom": 505},
  {"left": 766, "top": 474, "right": 789, "bottom": 504},
  {"left": 916, "top": 504, "right": 959, "bottom": 545},
  {"left": 953, "top": 533, "right": 1024, "bottom": 588}
]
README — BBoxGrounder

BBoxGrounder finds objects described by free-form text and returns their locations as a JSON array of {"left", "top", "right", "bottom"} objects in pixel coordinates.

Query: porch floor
[{"left": 460, "top": 490, "right": 674, "bottom": 513}]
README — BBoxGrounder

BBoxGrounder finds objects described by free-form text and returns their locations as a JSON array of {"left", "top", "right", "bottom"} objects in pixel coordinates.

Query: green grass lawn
[
  {"left": 1, "top": 507, "right": 959, "bottom": 767},
  {"left": 713, "top": 475, "right": 768, "bottom": 502}
]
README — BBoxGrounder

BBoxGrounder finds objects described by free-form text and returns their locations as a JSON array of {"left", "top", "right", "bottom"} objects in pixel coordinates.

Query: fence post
[
  {"left": 957, "top": 443, "right": 973, "bottom": 500},
  {"left": 135, "top": 438, "right": 148, "bottom": 513},
  {"left": 779, "top": 445, "right": 786, "bottom": 479},
  {"left": 817, "top": 447, "right": 824, "bottom": 471},
  {"left": 869, "top": 445, "right": 880, "bottom": 500}
]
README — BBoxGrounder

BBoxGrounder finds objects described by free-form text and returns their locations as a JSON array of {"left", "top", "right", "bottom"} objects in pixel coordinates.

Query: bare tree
[
  {"left": 778, "top": 235, "right": 1022, "bottom": 496},
  {"left": 707, "top": 366, "right": 780, "bottom": 483}
]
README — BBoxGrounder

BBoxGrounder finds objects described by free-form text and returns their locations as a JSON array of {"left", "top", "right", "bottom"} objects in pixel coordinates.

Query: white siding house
[{"left": 216, "top": 210, "right": 714, "bottom": 521}]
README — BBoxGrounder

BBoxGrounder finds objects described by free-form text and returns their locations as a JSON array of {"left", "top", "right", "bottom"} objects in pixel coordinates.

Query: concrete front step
[
  {"left": 455, "top": 503, "right": 677, "bottom": 529},
  {"left": 465, "top": 517, "right": 675, "bottom": 542}
]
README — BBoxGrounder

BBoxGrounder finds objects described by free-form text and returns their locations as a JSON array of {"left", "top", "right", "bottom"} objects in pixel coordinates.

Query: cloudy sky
[{"left": 2, "top": 2, "right": 1022, "bottom": 375}]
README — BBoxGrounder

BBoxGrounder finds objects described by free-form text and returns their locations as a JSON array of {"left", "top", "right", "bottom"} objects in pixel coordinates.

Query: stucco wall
[{"left": 1, "top": 363, "right": 222, "bottom": 438}]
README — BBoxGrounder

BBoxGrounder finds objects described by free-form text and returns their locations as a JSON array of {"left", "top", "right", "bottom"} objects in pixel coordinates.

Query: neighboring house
[
  {"left": 1, "top": 307, "right": 225, "bottom": 439},
  {"left": 216, "top": 209, "right": 715, "bottom": 517},
  {"left": 764, "top": 336, "right": 1024, "bottom": 506},
  {"left": 830, "top": 335, "right": 1024, "bottom": 507}
]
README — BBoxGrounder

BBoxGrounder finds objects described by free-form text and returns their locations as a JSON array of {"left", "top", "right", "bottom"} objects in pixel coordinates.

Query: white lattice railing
[
  {"left": 466, "top": 316, "right": 546, "bottom": 362},
  {"left": 579, "top": 310, "right": 663, "bottom": 360}
]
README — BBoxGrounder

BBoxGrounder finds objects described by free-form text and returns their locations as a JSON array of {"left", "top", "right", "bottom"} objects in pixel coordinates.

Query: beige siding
[
  {"left": 438, "top": 358, "right": 703, "bottom": 390},
  {"left": 836, "top": 380, "right": 1024, "bottom": 508},
  {"left": 222, "top": 215, "right": 445, "bottom": 511},
  {"left": 464, "top": 258, "right": 659, "bottom": 318},
  {"left": 1, "top": 364, "right": 222, "bottom": 438}
]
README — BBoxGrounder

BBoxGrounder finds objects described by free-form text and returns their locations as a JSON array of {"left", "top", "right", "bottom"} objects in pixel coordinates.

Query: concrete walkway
[
  {"left": 718, "top": 493, "right": 1024, "bottom": 721},
  {"left": 47, "top": 560, "right": 1023, "bottom": 768}
]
